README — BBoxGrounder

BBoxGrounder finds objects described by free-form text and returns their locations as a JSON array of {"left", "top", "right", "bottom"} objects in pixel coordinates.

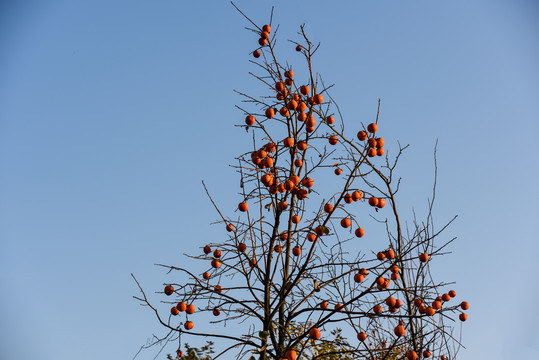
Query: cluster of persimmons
[{"left": 137, "top": 16, "right": 469, "bottom": 360}]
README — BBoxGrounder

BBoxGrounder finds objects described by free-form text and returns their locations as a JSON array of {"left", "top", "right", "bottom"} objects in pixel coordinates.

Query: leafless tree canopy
[{"left": 133, "top": 5, "right": 468, "bottom": 360}]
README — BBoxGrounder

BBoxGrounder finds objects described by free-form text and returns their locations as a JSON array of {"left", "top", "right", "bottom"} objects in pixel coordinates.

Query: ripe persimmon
[
  {"left": 368, "top": 138, "right": 377, "bottom": 148},
  {"left": 274, "top": 244, "right": 282, "bottom": 253},
  {"left": 449, "top": 290, "right": 457, "bottom": 298},
  {"left": 355, "top": 227, "right": 365, "bottom": 237},
  {"left": 278, "top": 201, "right": 288, "bottom": 211},
  {"left": 297, "top": 188, "right": 308, "bottom": 200},
  {"left": 344, "top": 193, "right": 353, "bottom": 203},
  {"left": 214, "top": 285, "right": 222, "bottom": 294},
  {"left": 373, "top": 304, "right": 383, "bottom": 314},
  {"left": 297, "top": 141, "right": 307, "bottom": 151},
  {"left": 386, "top": 297, "right": 396, "bottom": 307},
  {"left": 309, "top": 328, "right": 321, "bottom": 340},
  {"left": 368, "top": 197, "right": 379, "bottom": 207},
  {"left": 237, "top": 243, "right": 247, "bottom": 252},
  {"left": 425, "top": 307, "right": 435, "bottom": 316},
  {"left": 258, "top": 38, "right": 267, "bottom": 46},
  {"left": 357, "top": 332, "right": 367, "bottom": 341},
  {"left": 352, "top": 190, "right": 363, "bottom": 201},
  {"left": 340, "top": 218, "right": 351, "bottom": 228},
  {"left": 334, "top": 168, "right": 342, "bottom": 175},
  {"left": 335, "top": 303, "right": 344, "bottom": 311},
  {"left": 377, "top": 148, "right": 385, "bottom": 156},
  {"left": 326, "top": 115, "right": 335, "bottom": 124},
  {"left": 442, "top": 293, "right": 451, "bottom": 301},
  {"left": 284, "top": 70, "right": 294, "bottom": 78},
  {"left": 385, "top": 249, "right": 395, "bottom": 259},
  {"left": 367, "top": 148, "right": 377, "bottom": 157},
  {"left": 287, "top": 100, "right": 298, "bottom": 110},
  {"left": 394, "top": 325, "right": 405, "bottom": 337},
  {"left": 186, "top": 304, "right": 195, "bottom": 314},
  {"left": 419, "top": 253, "right": 429, "bottom": 263},
  {"left": 265, "top": 108, "right": 275, "bottom": 119},
  {"left": 213, "top": 308, "right": 220, "bottom": 316},
  {"left": 461, "top": 301, "right": 469, "bottom": 310},
  {"left": 297, "top": 112, "right": 307, "bottom": 121},
  {"left": 459, "top": 313, "right": 468, "bottom": 321},
  {"left": 171, "top": 307, "right": 179, "bottom": 316},
  {"left": 226, "top": 224, "right": 234, "bottom": 232},
  {"left": 203, "top": 272, "right": 210, "bottom": 280},
  {"left": 285, "top": 349, "right": 297, "bottom": 360},
  {"left": 177, "top": 350, "right": 184, "bottom": 357},
  {"left": 280, "top": 107, "right": 290, "bottom": 116},
  {"left": 211, "top": 259, "right": 221, "bottom": 268},
  {"left": 260, "top": 31, "right": 269, "bottom": 39},
  {"left": 423, "top": 350, "right": 431, "bottom": 358},
  {"left": 213, "top": 250, "right": 222, "bottom": 258},
  {"left": 432, "top": 300, "right": 442, "bottom": 310},
  {"left": 176, "top": 302, "right": 187, "bottom": 312},
  {"left": 285, "top": 78, "right": 293, "bottom": 86},
  {"left": 184, "top": 321, "right": 194, "bottom": 330},
  {"left": 295, "top": 45, "right": 302, "bottom": 51},
  {"left": 320, "top": 301, "right": 329, "bottom": 309},
  {"left": 291, "top": 215, "right": 301, "bottom": 224},
  {"left": 203, "top": 246, "right": 211, "bottom": 255},
  {"left": 329, "top": 136, "right": 338, "bottom": 145},
  {"left": 238, "top": 202, "right": 248, "bottom": 212},
  {"left": 263, "top": 157, "right": 274, "bottom": 167},
  {"left": 275, "top": 82, "right": 285, "bottom": 92},
  {"left": 391, "top": 272, "right": 399, "bottom": 280},
  {"left": 283, "top": 137, "right": 294, "bottom": 147},
  {"left": 164, "top": 285, "right": 174, "bottom": 296},
  {"left": 292, "top": 246, "right": 301, "bottom": 256},
  {"left": 284, "top": 180, "right": 295, "bottom": 191},
  {"left": 294, "top": 159, "right": 303, "bottom": 167},
  {"left": 313, "top": 94, "right": 323, "bottom": 104},
  {"left": 301, "top": 177, "right": 314, "bottom": 188},
  {"left": 354, "top": 273, "right": 365, "bottom": 283},
  {"left": 376, "top": 137, "right": 385, "bottom": 147},
  {"left": 262, "top": 24, "right": 271, "bottom": 32},
  {"left": 406, "top": 350, "right": 418, "bottom": 360},
  {"left": 306, "top": 116, "right": 316, "bottom": 127},
  {"left": 377, "top": 252, "right": 386, "bottom": 261},
  {"left": 367, "top": 123, "right": 378, "bottom": 133},
  {"left": 357, "top": 131, "right": 368, "bottom": 141},
  {"left": 261, "top": 174, "right": 274, "bottom": 186},
  {"left": 253, "top": 50, "right": 260, "bottom": 58}
]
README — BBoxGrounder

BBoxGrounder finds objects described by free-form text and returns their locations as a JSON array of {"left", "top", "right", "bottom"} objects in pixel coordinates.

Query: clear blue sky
[{"left": 1, "top": 1, "right": 538, "bottom": 359}]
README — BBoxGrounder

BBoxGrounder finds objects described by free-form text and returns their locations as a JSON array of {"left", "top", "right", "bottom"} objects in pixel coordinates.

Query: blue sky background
[{"left": 1, "top": 1, "right": 538, "bottom": 359}]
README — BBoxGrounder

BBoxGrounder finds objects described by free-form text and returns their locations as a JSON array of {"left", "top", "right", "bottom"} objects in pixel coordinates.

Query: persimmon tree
[{"left": 133, "top": 6, "right": 469, "bottom": 360}]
